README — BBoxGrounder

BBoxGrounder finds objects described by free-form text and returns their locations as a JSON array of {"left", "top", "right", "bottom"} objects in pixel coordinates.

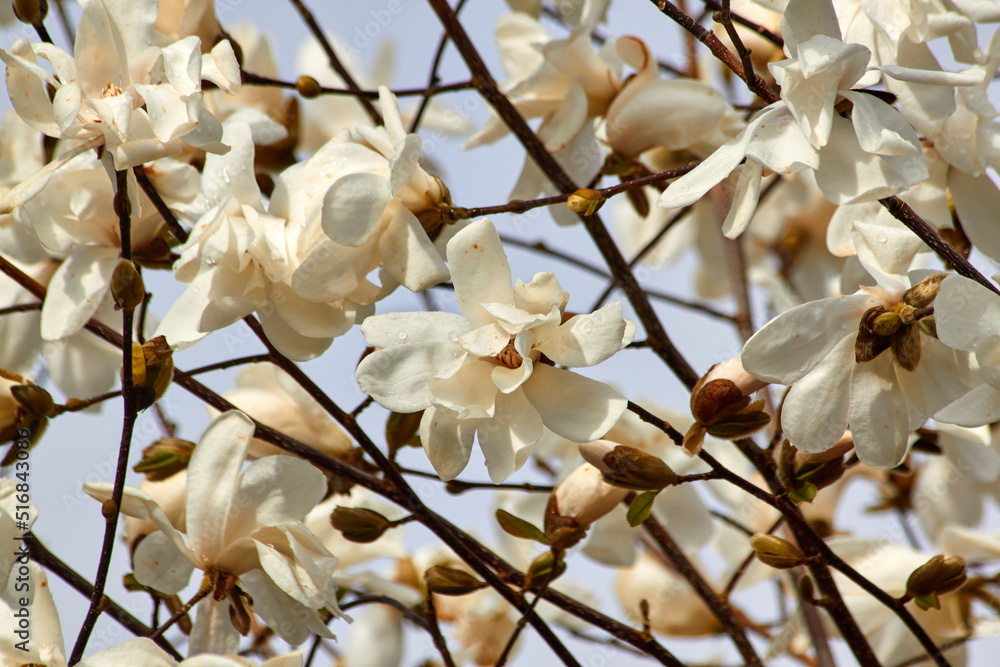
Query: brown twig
[{"left": 70, "top": 170, "right": 139, "bottom": 664}]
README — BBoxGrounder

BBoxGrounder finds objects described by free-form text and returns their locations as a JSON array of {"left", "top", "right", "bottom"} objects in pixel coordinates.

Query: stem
[
  {"left": 240, "top": 70, "right": 474, "bottom": 99},
  {"left": 286, "top": 0, "right": 382, "bottom": 124},
  {"left": 423, "top": 594, "right": 458, "bottom": 667},
  {"left": 0, "top": 301, "right": 42, "bottom": 316},
  {"left": 636, "top": 498, "right": 764, "bottom": 667},
  {"left": 408, "top": 0, "right": 471, "bottom": 134},
  {"left": 148, "top": 585, "right": 212, "bottom": 641},
  {"left": 70, "top": 170, "right": 139, "bottom": 664},
  {"left": 133, "top": 166, "right": 189, "bottom": 244}
]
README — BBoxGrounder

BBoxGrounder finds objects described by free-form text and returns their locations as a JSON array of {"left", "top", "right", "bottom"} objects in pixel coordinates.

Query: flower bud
[
  {"left": 296, "top": 75, "right": 322, "bottom": 98},
  {"left": 581, "top": 442, "right": 678, "bottom": 491},
  {"left": 424, "top": 565, "right": 487, "bottom": 596},
  {"left": 524, "top": 550, "right": 566, "bottom": 591},
  {"left": 111, "top": 259, "right": 144, "bottom": 312},
  {"left": 1, "top": 372, "right": 52, "bottom": 464},
  {"left": 124, "top": 336, "right": 174, "bottom": 411},
  {"left": 749, "top": 534, "right": 806, "bottom": 569},
  {"left": 906, "top": 555, "right": 967, "bottom": 610},
  {"left": 13, "top": 0, "right": 47, "bottom": 26},
  {"left": 856, "top": 306, "right": 892, "bottom": 363},
  {"left": 566, "top": 188, "right": 606, "bottom": 216},
  {"left": 903, "top": 273, "right": 946, "bottom": 309},
  {"left": 871, "top": 310, "right": 902, "bottom": 336},
  {"left": 891, "top": 323, "right": 921, "bottom": 371},
  {"left": 133, "top": 438, "right": 195, "bottom": 481},
  {"left": 330, "top": 506, "right": 393, "bottom": 543},
  {"left": 549, "top": 463, "right": 628, "bottom": 528}
]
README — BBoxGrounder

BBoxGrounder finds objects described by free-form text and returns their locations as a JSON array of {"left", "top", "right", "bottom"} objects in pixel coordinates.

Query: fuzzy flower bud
[
  {"left": 567, "top": 188, "right": 606, "bottom": 216},
  {"left": 749, "top": 534, "right": 807, "bottom": 569},
  {"left": 330, "top": 506, "right": 394, "bottom": 544},
  {"left": 906, "top": 555, "right": 967, "bottom": 610},
  {"left": 579, "top": 440, "right": 678, "bottom": 490},
  {"left": 133, "top": 438, "right": 195, "bottom": 481}
]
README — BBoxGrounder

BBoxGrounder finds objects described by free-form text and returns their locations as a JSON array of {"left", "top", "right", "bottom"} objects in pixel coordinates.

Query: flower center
[
  {"left": 101, "top": 82, "right": 125, "bottom": 98},
  {"left": 494, "top": 339, "right": 523, "bottom": 369}
]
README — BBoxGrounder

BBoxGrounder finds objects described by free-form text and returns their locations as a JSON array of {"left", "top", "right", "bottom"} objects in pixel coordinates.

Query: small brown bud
[
  {"left": 125, "top": 337, "right": 174, "bottom": 411},
  {"left": 691, "top": 379, "right": 748, "bottom": 425},
  {"left": 600, "top": 445, "right": 679, "bottom": 491},
  {"left": 228, "top": 588, "right": 253, "bottom": 636},
  {"left": 10, "top": 382, "right": 54, "bottom": 418},
  {"left": 903, "top": 273, "right": 946, "bottom": 309},
  {"left": 566, "top": 188, "right": 606, "bottom": 216},
  {"left": 13, "top": 0, "right": 47, "bottom": 26},
  {"left": 424, "top": 565, "right": 487, "bottom": 596},
  {"left": 101, "top": 499, "right": 118, "bottom": 521},
  {"left": 871, "top": 310, "right": 902, "bottom": 336},
  {"left": 524, "top": 550, "right": 566, "bottom": 591},
  {"left": 906, "top": 555, "right": 967, "bottom": 603},
  {"left": 749, "top": 534, "right": 806, "bottom": 569},
  {"left": 891, "top": 324, "right": 922, "bottom": 372},
  {"left": 133, "top": 438, "right": 196, "bottom": 481},
  {"left": 296, "top": 75, "right": 322, "bottom": 98},
  {"left": 330, "top": 506, "right": 393, "bottom": 543},
  {"left": 856, "top": 307, "right": 891, "bottom": 363},
  {"left": 111, "top": 259, "right": 145, "bottom": 312}
]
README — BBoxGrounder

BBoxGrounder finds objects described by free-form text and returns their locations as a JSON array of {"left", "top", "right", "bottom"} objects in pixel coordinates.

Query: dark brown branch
[
  {"left": 286, "top": 0, "right": 382, "bottom": 124},
  {"left": 70, "top": 170, "right": 139, "bottom": 664},
  {"left": 240, "top": 70, "right": 474, "bottom": 99}
]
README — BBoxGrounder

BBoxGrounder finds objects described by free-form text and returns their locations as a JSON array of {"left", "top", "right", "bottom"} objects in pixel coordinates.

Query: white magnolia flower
[
  {"left": 85, "top": 411, "right": 344, "bottom": 655},
  {"left": 288, "top": 87, "right": 451, "bottom": 303},
  {"left": 356, "top": 218, "right": 633, "bottom": 482},
  {"left": 615, "top": 551, "right": 720, "bottom": 637},
  {"left": 742, "top": 269, "right": 973, "bottom": 467},
  {"left": 656, "top": 0, "right": 981, "bottom": 235},
  {"left": 157, "top": 121, "right": 357, "bottom": 360},
  {"left": 82, "top": 637, "right": 303, "bottom": 666},
  {"left": 19, "top": 153, "right": 199, "bottom": 343},
  {"left": 0, "top": 0, "right": 240, "bottom": 195}
]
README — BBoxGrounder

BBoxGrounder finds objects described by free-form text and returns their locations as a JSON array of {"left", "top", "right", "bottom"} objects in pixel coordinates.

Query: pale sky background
[{"left": 4, "top": 1, "right": 1000, "bottom": 666}]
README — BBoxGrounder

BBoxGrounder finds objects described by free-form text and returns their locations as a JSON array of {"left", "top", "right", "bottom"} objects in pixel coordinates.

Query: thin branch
[
  {"left": 408, "top": 0, "right": 471, "bottom": 134},
  {"left": 702, "top": 0, "right": 783, "bottom": 47},
  {"left": 423, "top": 594, "right": 457, "bottom": 667},
  {"left": 240, "top": 70, "right": 474, "bottom": 99},
  {"left": 70, "top": 170, "right": 139, "bottom": 664},
  {"left": 285, "top": 0, "right": 382, "bottom": 124},
  {"left": 0, "top": 301, "right": 42, "bottom": 316},
  {"left": 636, "top": 498, "right": 764, "bottom": 667},
  {"left": 133, "top": 166, "right": 190, "bottom": 244},
  {"left": 148, "top": 585, "right": 211, "bottom": 641}
]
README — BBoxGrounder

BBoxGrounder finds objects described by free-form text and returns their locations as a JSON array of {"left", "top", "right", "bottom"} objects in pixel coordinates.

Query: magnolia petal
[
  {"left": 77, "top": 638, "right": 176, "bottom": 667},
  {"left": 541, "top": 302, "right": 630, "bottom": 367},
  {"left": 447, "top": 219, "right": 514, "bottom": 327},
  {"left": 935, "top": 383, "right": 1000, "bottom": 427},
  {"left": 132, "top": 530, "right": 196, "bottom": 595},
  {"left": 781, "top": 0, "right": 840, "bottom": 50},
  {"left": 186, "top": 410, "right": 255, "bottom": 564},
  {"left": 322, "top": 172, "right": 390, "bottom": 247},
  {"left": 780, "top": 335, "right": 854, "bottom": 453},
  {"left": 241, "top": 570, "right": 334, "bottom": 647},
  {"left": 459, "top": 323, "right": 509, "bottom": 357},
  {"left": 878, "top": 65, "right": 985, "bottom": 86},
  {"left": 897, "top": 336, "right": 973, "bottom": 417},
  {"left": 935, "top": 275, "right": 1000, "bottom": 352},
  {"left": 83, "top": 483, "right": 192, "bottom": 560},
  {"left": 361, "top": 311, "right": 468, "bottom": 349},
  {"left": 656, "top": 120, "right": 755, "bottom": 209},
  {"left": 742, "top": 294, "right": 871, "bottom": 383},
  {"left": 224, "top": 456, "right": 327, "bottom": 543},
  {"left": 356, "top": 342, "right": 465, "bottom": 413},
  {"left": 420, "top": 405, "right": 476, "bottom": 481},
  {"left": 538, "top": 79, "right": 588, "bottom": 152},
  {"left": 521, "top": 364, "right": 626, "bottom": 442},
  {"left": 203, "top": 122, "right": 260, "bottom": 211},
  {"left": 849, "top": 353, "right": 911, "bottom": 468},
  {"left": 389, "top": 134, "right": 422, "bottom": 196},
  {"left": 256, "top": 541, "right": 324, "bottom": 608},
  {"left": 492, "top": 355, "right": 533, "bottom": 394},
  {"left": 189, "top": 596, "right": 240, "bottom": 657},
  {"left": 843, "top": 92, "right": 921, "bottom": 157},
  {"left": 477, "top": 388, "right": 543, "bottom": 482},
  {"left": 378, "top": 205, "right": 450, "bottom": 292},
  {"left": 0, "top": 42, "right": 60, "bottom": 135},
  {"left": 40, "top": 246, "right": 118, "bottom": 340},
  {"left": 430, "top": 358, "right": 498, "bottom": 419},
  {"left": 949, "top": 169, "right": 1000, "bottom": 264},
  {"left": 722, "top": 161, "right": 762, "bottom": 239}
]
